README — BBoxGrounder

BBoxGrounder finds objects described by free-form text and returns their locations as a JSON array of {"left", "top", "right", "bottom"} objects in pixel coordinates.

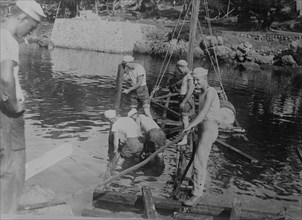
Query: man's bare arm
[
  {"left": 128, "top": 75, "right": 143, "bottom": 92},
  {"left": 0, "top": 60, "right": 25, "bottom": 114},
  {"left": 184, "top": 89, "right": 216, "bottom": 130}
]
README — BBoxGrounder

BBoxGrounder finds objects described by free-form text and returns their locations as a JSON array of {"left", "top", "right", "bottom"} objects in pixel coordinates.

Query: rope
[
  {"left": 203, "top": 0, "right": 227, "bottom": 100},
  {"left": 155, "top": 0, "right": 192, "bottom": 92},
  {"left": 150, "top": 0, "right": 191, "bottom": 99}
]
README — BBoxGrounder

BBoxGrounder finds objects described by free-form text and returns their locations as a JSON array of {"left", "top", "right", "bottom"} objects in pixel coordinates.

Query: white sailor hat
[
  {"left": 16, "top": 0, "right": 46, "bottom": 22},
  {"left": 192, "top": 67, "right": 208, "bottom": 77},
  {"left": 176, "top": 60, "right": 188, "bottom": 66},
  {"left": 122, "top": 55, "right": 134, "bottom": 63},
  {"left": 104, "top": 110, "right": 116, "bottom": 119},
  {"left": 127, "top": 109, "right": 138, "bottom": 117}
]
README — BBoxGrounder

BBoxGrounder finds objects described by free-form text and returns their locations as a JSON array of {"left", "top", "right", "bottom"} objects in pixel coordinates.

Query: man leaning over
[{"left": 104, "top": 110, "right": 144, "bottom": 159}]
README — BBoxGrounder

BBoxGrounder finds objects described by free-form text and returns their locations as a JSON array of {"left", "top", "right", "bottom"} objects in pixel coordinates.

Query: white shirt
[
  {"left": 138, "top": 114, "right": 159, "bottom": 132},
  {"left": 0, "top": 28, "right": 24, "bottom": 102},
  {"left": 111, "top": 117, "right": 140, "bottom": 140},
  {"left": 125, "top": 63, "right": 147, "bottom": 87},
  {"left": 180, "top": 72, "right": 193, "bottom": 95}
]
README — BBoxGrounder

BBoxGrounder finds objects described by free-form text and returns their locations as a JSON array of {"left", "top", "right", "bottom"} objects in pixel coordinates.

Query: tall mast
[{"left": 187, "top": 0, "right": 201, "bottom": 69}]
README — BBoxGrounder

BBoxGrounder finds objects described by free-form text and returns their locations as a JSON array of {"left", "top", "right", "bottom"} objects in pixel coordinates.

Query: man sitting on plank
[
  {"left": 104, "top": 110, "right": 143, "bottom": 159},
  {"left": 182, "top": 67, "right": 221, "bottom": 207},
  {"left": 128, "top": 109, "right": 166, "bottom": 155}
]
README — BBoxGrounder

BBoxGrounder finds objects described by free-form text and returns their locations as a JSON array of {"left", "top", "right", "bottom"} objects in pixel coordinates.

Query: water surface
[{"left": 19, "top": 44, "right": 302, "bottom": 203}]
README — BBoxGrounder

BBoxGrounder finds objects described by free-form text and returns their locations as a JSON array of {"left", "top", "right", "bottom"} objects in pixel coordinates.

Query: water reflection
[{"left": 19, "top": 44, "right": 301, "bottom": 202}]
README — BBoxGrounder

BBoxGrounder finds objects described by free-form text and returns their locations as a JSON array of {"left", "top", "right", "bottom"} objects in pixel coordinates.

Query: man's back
[
  {"left": 111, "top": 117, "right": 140, "bottom": 139},
  {"left": 139, "top": 114, "right": 159, "bottom": 132},
  {"left": 126, "top": 63, "right": 147, "bottom": 87}
]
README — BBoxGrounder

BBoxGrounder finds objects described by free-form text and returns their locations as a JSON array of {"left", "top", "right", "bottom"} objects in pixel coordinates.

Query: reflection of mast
[{"left": 187, "top": 0, "right": 200, "bottom": 69}]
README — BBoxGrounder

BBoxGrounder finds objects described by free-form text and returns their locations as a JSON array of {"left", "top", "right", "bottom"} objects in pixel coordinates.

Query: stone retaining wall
[
  {"left": 233, "top": 32, "right": 302, "bottom": 43},
  {"left": 50, "top": 18, "right": 156, "bottom": 53}
]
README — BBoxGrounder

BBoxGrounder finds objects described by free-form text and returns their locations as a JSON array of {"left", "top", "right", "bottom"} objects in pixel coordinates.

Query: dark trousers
[{"left": 0, "top": 111, "right": 25, "bottom": 214}]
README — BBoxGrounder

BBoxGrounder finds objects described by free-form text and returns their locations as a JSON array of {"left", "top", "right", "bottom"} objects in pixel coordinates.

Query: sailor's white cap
[
  {"left": 127, "top": 109, "right": 138, "bottom": 117},
  {"left": 104, "top": 110, "right": 116, "bottom": 119},
  {"left": 192, "top": 67, "right": 208, "bottom": 77},
  {"left": 122, "top": 55, "right": 134, "bottom": 63},
  {"left": 176, "top": 60, "right": 188, "bottom": 66},
  {"left": 16, "top": 0, "right": 46, "bottom": 22}
]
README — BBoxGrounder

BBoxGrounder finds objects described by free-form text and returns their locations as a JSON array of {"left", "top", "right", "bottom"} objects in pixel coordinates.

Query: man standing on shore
[
  {"left": 122, "top": 55, "right": 152, "bottom": 118},
  {"left": 182, "top": 67, "right": 220, "bottom": 207},
  {"left": 0, "top": 0, "right": 46, "bottom": 214}
]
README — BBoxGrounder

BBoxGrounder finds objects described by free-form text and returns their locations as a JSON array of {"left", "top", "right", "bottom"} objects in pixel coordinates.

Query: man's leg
[
  {"left": 183, "top": 120, "right": 218, "bottom": 207},
  {"left": 143, "top": 106, "right": 152, "bottom": 118},
  {"left": 0, "top": 113, "right": 25, "bottom": 214}
]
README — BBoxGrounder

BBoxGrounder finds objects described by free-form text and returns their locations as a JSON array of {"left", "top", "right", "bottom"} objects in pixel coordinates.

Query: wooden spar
[
  {"left": 142, "top": 186, "right": 157, "bottom": 219},
  {"left": 187, "top": 0, "right": 201, "bottom": 69},
  {"left": 25, "top": 143, "right": 73, "bottom": 180},
  {"left": 92, "top": 191, "right": 281, "bottom": 219},
  {"left": 114, "top": 63, "right": 124, "bottom": 114},
  {"left": 215, "top": 140, "right": 258, "bottom": 163},
  {"left": 151, "top": 100, "right": 180, "bottom": 118}
]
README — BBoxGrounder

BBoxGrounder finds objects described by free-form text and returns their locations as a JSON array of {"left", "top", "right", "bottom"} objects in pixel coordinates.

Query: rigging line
[
  {"left": 153, "top": 0, "right": 189, "bottom": 90},
  {"left": 197, "top": 20, "right": 218, "bottom": 78},
  {"left": 203, "top": 0, "right": 227, "bottom": 99},
  {"left": 156, "top": 0, "right": 193, "bottom": 90}
]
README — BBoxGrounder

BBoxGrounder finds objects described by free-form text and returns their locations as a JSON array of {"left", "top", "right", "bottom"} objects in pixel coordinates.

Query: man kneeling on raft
[
  {"left": 104, "top": 110, "right": 143, "bottom": 158},
  {"left": 128, "top": 109, "right": 166, "bottom": 155}
]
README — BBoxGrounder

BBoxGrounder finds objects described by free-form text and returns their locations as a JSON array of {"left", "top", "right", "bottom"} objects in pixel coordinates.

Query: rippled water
[{"left": 19, "top": 44, "right": 302, "bottom": 202}]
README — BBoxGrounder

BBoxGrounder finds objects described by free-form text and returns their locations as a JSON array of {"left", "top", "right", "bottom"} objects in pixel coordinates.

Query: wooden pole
[
  {"left": 114, "top": 64, "right": 124, "bottom": 114},
  {"left": 95, "top": 0, "right": 98, "bottom": 16},
  {"left": 55, "top": 1, "right": 61, "bottom": 19},
  {"left": 187, "top": 0, "right": 200, "bottom": 69}
]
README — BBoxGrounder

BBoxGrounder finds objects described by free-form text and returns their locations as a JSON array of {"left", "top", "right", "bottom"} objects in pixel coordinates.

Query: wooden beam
[
  {"left": 142, "top": 186, "right": 157, "bottom": 219},
  {"left": 91, "top": 191, "right": 281, "bottom": 219},
  {"left": 174, "top": 212, "right": 213, "bottom": 220},
  {"left": 25, "top": 143, "right": 73, "bottom": 180},
  {"left": 151, "top": 100, "right": 180, "bottom": 118},
  {"left": 152, "top": 92, "right": 178, "bottom": 100},
  {"left": 215, "top": 140, "right": 258, "bottom": 164},
  {"left": 230, "top": 198, "right": 242, "bottom": 220},
  {"left": 296, "top": 146, "right": 302, "bottom": 162}
]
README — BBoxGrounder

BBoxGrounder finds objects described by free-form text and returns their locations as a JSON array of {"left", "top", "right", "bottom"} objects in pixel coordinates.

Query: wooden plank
[
  {"left": 82, "top": 208, "right": 144, "bottom": 219},
  {"left": 157, "top": 119, "right": 182, "bottom": 127},
  {"left": 142, "top": 186, "right": 157, "bottom": 219},
  {"left": 215, "top": 140, "right": 258, "bottom": 164},
  {"left": 153, "top": 92, "right": 178, "bottom": 100},
  {"left": 91, "top": 191, "right": 280, "bottom": 219},
  {"left": 151, "top": 100, "right": 180, "bottom": 118},
  {"left": 234, "top": 119, "right": 249, "bottom": 142},
  {"left": 93, "top": 191, "right": 138, "bottom": 206},
  {"left": 296, "top": 146, "right": 302, "bottom": 162},
  {"left": 25, "top": 143, "right": 73, "bottom": 180},
  {"left": 174, "top": 212, "right": 213, "bottom": 220},
  {"left": 230, "top": 198, "right": 242, "bottom": 220},
  {"left": 0, "top": 214, "right": 103, "bottom": 220}
]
